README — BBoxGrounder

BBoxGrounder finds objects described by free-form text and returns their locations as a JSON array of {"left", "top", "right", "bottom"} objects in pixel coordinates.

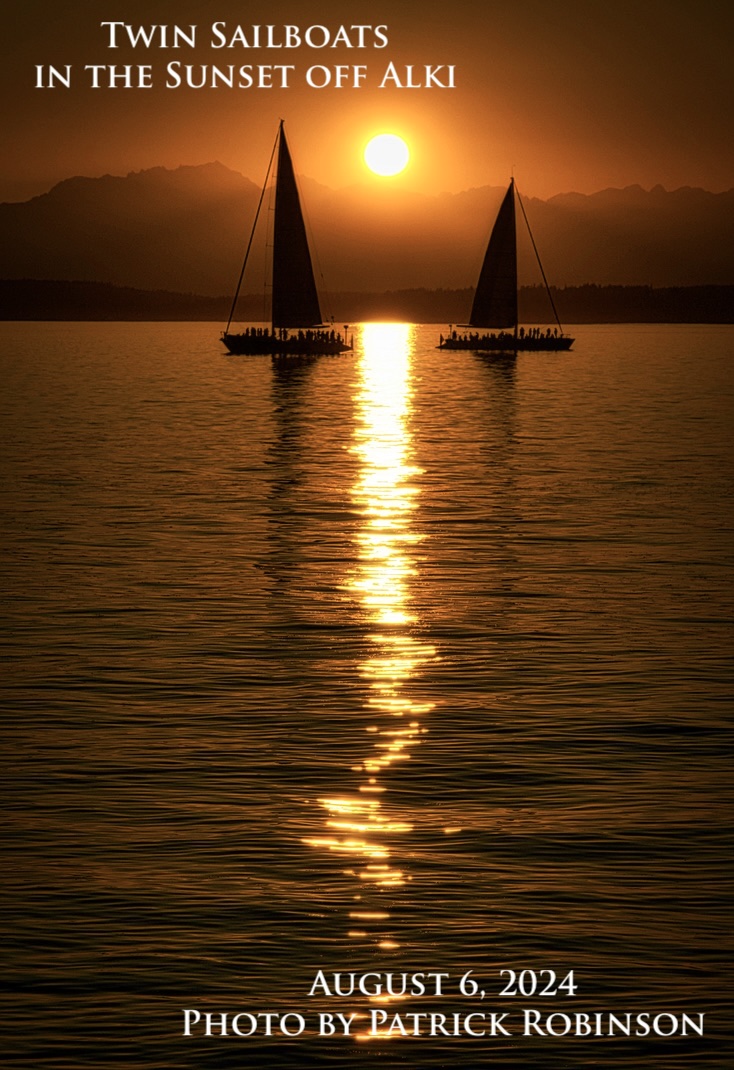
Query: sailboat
[
  {"left": 222, "top": 122, "right": 352, "bottom": 356},
  {"left": 438, "top": 179, "right": 574, "bottom": 352}
]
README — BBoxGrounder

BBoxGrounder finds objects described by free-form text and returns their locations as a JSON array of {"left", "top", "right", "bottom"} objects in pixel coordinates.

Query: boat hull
[
  {"left": 438, "top": 335, "right": 574, "bottom": 352},
  {"left": 222, "top": 333, "right": 352, "bottom": 356}
]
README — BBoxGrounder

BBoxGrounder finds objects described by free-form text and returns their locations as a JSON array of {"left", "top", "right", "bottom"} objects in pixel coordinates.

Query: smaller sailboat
[
  {"left": 222, "top": 122, "right": 352, "bottom": 356},
  {"left": 438, "top": 179, "right": 574, "bottom": 352}
]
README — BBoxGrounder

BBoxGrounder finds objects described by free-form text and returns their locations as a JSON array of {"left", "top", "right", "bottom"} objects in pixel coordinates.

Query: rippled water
[{"left": 2, "top": 322, "right": 733, "bottom": 1068}]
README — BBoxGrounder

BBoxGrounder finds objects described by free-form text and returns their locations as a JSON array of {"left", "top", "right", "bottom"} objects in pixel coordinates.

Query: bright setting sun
[{"left": 364, "top": 134, "right": 410, "bottom": 177}]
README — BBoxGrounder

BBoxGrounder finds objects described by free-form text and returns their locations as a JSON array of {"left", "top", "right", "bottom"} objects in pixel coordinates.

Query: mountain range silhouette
[{"left": 1, "top": 163, "right": 732, "bottom": 295}]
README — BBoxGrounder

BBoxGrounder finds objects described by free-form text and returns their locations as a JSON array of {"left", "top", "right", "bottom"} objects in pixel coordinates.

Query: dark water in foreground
[{"left": 2, "top": 322, "right": 733, "bottom": 1068}]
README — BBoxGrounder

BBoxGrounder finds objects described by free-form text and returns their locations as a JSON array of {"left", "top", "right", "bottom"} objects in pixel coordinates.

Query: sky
[{"left": 2, "top": 0, "right": 733, "bottom": 201}]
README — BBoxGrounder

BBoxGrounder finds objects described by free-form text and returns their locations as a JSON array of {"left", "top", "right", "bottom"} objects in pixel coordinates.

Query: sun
[{"left": 364, "top": 134, "right": 410, "bottom": 177}]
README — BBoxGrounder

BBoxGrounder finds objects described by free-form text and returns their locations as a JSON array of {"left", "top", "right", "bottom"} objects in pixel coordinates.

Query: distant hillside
[
  {"left": 2, "top": 279, "right": 732, "bottom": 323},
  {"left": 0, "top": 165, "right": 732, "bottom": 294}
]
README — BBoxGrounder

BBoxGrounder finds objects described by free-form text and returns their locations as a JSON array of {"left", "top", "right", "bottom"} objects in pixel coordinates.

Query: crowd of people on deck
[
  {"left": 231, "top": 326, "right": 347, "bottom": 345},
  {"left": 439, "top": 325, "right": 562, "bottom": 348},
  {"left": 521, "top": 327, "right": 560, "bottom": 339},
  {"left": 222, "top": 324, "right": 351, "bottom": 354}
]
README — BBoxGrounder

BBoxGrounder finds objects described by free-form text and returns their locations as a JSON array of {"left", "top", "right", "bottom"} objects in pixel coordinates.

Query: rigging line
[
  {"left": 224, "top": 128, "right": 280, "bottom": 334},
  {"left": 515, "top": 184, "right": 564, "bottom": 332}
]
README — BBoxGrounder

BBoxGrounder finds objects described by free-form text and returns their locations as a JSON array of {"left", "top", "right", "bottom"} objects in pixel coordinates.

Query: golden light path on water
[{"left": 303, "top": 324, "right": 439, "bottom": 987}]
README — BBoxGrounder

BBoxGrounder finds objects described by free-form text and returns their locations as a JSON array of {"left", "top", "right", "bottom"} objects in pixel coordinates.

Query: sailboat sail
[
  {"left": 469, "top": 179, "right": 517, "bottom": 329},
  {"left": 272, "top": 125, "right": 322, "bottom": 328}
]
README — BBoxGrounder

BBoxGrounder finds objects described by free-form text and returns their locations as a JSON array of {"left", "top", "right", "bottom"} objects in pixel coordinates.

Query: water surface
[{"left": 2, "top": 322, "right": 733, "bottom": 1067}]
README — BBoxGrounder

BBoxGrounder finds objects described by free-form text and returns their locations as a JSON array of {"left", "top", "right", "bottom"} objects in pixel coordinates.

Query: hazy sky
[{"left": 3, "top": 0, "right": 733, "bottom": 201}]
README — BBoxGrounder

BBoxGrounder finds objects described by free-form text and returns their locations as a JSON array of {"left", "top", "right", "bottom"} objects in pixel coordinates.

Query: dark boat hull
[
  {"left": 222, "top": 333, "right": 352, "bottom": 356},
  {"left": 438, "top": 335, "right": 574, "bottom": 352}
]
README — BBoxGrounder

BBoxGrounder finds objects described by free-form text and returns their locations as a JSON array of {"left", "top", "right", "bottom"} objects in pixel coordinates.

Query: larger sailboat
[
  {"left": 222, "top": 122, "right": 352, "bottom": 355},
  {"left": 439, "top": 179, "right": 574, "bottom": 352}
]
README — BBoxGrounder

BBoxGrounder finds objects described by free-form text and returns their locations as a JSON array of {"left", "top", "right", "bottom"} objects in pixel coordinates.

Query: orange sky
[{"left": 3, "top": 0, "right": 733, "bottom": 201}]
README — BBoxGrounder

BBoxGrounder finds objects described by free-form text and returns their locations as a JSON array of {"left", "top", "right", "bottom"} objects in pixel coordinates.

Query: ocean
[{"left": 2, "top": 321, "right": 733, "bottom": 1068}]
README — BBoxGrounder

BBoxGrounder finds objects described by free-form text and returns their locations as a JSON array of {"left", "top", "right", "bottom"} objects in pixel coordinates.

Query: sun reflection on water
[{"left": 303, "top": 323, "right": 438, "bottom": 950}]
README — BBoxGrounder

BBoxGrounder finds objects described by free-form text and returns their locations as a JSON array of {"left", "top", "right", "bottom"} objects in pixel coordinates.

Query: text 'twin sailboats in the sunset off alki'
[
  {"left": 222, "top": 121, "right": 352, "bottom": 356},
  {"left": 439, "top": 178, "right": 574, "bottom": 352}
]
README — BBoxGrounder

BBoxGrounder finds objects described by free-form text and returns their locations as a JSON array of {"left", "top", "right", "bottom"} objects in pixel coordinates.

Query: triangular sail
[
  {"left": 469, "top": 180, "right": 517, "bottom": 329},
  {"left": 272, "top": 123, "right": 322, "bottom": 329}
]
